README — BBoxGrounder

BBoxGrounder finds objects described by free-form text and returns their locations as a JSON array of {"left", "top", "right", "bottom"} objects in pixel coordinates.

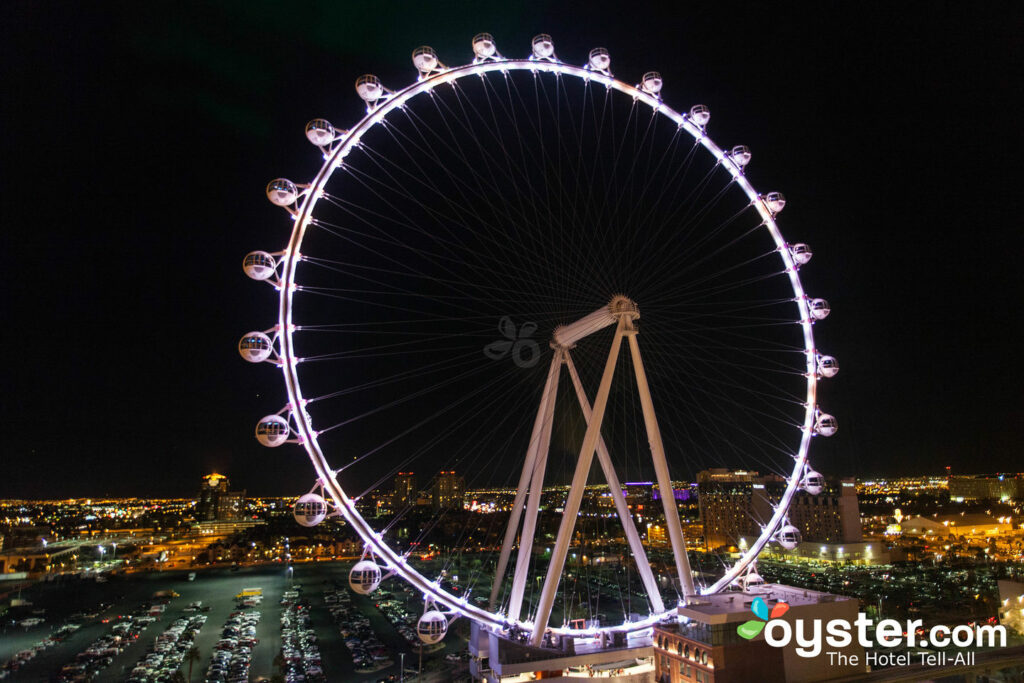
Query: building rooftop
[{"left": 678, "top": 584, "right": 853, "bottom": 623}]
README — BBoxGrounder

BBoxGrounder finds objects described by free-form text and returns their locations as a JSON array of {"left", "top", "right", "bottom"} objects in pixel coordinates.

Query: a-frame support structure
[{"left": 488, "top": 296, "right": 696, "bottom": 646}]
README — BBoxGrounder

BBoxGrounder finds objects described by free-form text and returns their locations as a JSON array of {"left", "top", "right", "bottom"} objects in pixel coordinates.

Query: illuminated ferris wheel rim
[{"left": 258, "top": 37, "right": 835, "bottom": 639}]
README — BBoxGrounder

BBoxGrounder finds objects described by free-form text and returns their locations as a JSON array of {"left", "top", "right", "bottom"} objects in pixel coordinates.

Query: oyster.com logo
[{"left": 737, "top": 596, "right": 789, "bottom": 639}]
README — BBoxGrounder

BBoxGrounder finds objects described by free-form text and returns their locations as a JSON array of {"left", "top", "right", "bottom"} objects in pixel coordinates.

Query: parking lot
[{"left": 3, "top": 563, "right": 469, "bottom": 681}]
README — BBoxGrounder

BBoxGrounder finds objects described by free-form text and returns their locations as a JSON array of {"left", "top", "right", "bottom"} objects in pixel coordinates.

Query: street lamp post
[{"left": 400, "top": 653, "right": 404, "bottom": 683}]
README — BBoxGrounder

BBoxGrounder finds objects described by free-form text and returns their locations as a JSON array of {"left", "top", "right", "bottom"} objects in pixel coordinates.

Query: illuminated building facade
[
  {"left": 393, "top": 472, "right": 418, "bottom": 509},
  {"left": 698, "top": 470, "right": 861, "bottom": 551},
  {"left": 433, "top": 470, "right": 465, "bottom": 511},
  {"left": 697, "top": 470, "right": 774, "bottom": 550},
  {"left": 195, "top": 473, "right": 246, "bottom": 521},
  {"left": 949, "top": 474, "right": 1024, "bottom": 501}
]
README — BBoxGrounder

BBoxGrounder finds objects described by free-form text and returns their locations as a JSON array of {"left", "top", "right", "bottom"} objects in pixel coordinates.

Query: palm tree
[{"left": 185, "top": 645, "right": 201, "bottom": 682}]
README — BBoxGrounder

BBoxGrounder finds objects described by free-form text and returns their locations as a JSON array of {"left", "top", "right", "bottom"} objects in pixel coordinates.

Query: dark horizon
[{"left": 3, "top": 1, "right": 1022, "bottom": 499}]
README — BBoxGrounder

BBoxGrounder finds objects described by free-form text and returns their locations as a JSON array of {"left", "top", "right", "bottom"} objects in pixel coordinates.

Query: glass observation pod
[
  {"left": 588, "top": 47, "right": 611, "bottom": 72},
  {"left": 776, "top": 525, "right": 802, "bottom": 550},
  {"left": 243, "top": 251, "right": 277, "bottom": 280},
  {"left": 802, "top": 470, "right": 825, "bottom": 495},
  {"left": 808, "top": 298, "right": 831, "bottom": 320},
  {"left": 764, "top": 192, "right": 786, "bottom": 213},
  {"left": 412, "top": 46, "right": 443, "bottom": 75},
  {"left": 729, "top": 145, "right": 752, "bottom": 167},
  {"left": 472, "top": 33, "right": 497, "bottom": 59},
  {"left": 817, "top": 355, "right": 839, "bottom": 378},
  {"left": 641, "top": 72, "right": 663, "bottom": 95},
  {"left": 531, "top": 34, "right": 555, "bottom": 60},
  {"left": 255, "top": 415, "right": 290, "bottom": 447},
  {"left": 349, "top": 560, "right": 382, "bottom": 594},
  {"left": 355, "top": 74, "right": 385, "bottom": 102},
  {"left": 689, "top": 104, "right": 710, "bottom": 127},
  {"left": 417, "top": 611, "right": 448, "bottom": 644},
  {"left": 790, "top": 243, "right": 813, "bottom": 265},
  {"left": 814, "top": 413, "right": 838, "bottom": 436},
  {"left": 238, "top": 332, "right": 273, "bottom": 363},
  {"left": 305, "top": 119, "right": 336, "bottom": 147},
  {"left": 743, "top": 571, "right": 764, "bottom": 588},
  {"left": 293, "top": 494, "right": 327, "bottom": 527},
  {"left": 266, "top": 178, "right": 298, "bottom": 207}
]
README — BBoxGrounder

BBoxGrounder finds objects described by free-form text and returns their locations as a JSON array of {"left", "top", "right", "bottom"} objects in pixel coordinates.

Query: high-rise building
[
  {"left": 696, "top": 469, "right": 775, "bottom": 550},
  {"left": 195, "top": 473, "right": 247, "bottom": 521},
  {"left": 697, "top": 469, "right": 861, "bottom": 551},
  {"left": 433, "top": 470, "right": 465, "bottom": 511},
  {"left": 949, "top": 474, "right": 1024, "bottom": 501},
  {"left": 393, "top": 472, "right": 418, "bottom": 509},
  {"left": 786, "top": 478, "right": 862, "bottom": 544}
]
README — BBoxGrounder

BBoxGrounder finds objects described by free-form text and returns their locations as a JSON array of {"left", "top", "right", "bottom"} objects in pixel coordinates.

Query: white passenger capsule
[
  {"left": 640, "top": 71, "right": 663, "bottom": 95},
  {"left": 808, "top": 298, "right": 831, "bottom": 320},
  {"left": 531, "top": 34, "right": 555, "bottom": 60},
  {"left": 238, "top": 332, "right": 273, "bottom": 363},
  {"left": 255, "top": 414, "right": 290, "bottom": 447},
  {"left": 776, "top": 525, "right": 802, "bottom": 550},
  {"left": 417, "top": 610, "right": 448, "bottom": 644},
  {"left": 305, "top": 119, "right": 336, "bottom": 146},
  {"left": 729, "top": 145, "right": 752, "bottom": 167},
  {"left": 472, "top": 33, "right": 497, "bottom": 59},
  {"left": 764, "top": 191, "right": 786, "bottom": 213},
  {"left": 588, "top": 47, "right": 611, "bottom": 72},
  {"left": 814, "top": 413, "right": 838, "bottom": 437},
  {"left": 801, "top": 469, "right": 825, "bottom": 495},
  {"left": 349, "top": 560, "right": 382, "bottom": 594},
  {"left": 412, "top": 46, "right": 440, "bottom": 74},
  {"left": 742, "top": 571, "right": 765, "bottom": 590},
  {"left": 266, "top": 179, "right": 298, "bottom": 207},
  {"left": 689, "top": 104, "right": 710, "bottom": 127},
  {"left": 790, "top": 243, "right": 813, "bottom": 265},
  {"left": 355, "top": 74, "right": 385, "bottom": 102},
  {"left": 817, "top": 355, "right": 839, "bottom": 378},
  {"left": 242, "top": 251, "right": 277, "bottom": 280},
  {"left": 293, "top": 493, "right": 328, "bottom": 527}
]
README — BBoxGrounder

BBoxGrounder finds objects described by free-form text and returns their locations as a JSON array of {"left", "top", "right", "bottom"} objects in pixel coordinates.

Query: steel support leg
[
  {"left": 507, "top": 348, "right": 561, "bottom": 621},
  {"left": 530, "top": 321, "right": 626, "bottom": 645},
  {"left": 490, "top": 350, "right": 562, "bottom": 611},
  {"left": 563, "top": 350, "right": 665, "bottom": 614},
  {"left": 627, "top": 331, "right": 696, "bottom": 598}
]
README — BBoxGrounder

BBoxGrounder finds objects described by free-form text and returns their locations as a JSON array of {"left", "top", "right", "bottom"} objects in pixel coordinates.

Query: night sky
[{"left": 2, "top": 1, "right": 1022, "bottom": 499}]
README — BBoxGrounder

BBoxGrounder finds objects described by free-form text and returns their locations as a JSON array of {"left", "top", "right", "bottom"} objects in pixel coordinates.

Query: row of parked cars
[
  {"left": 280, "top": 598, "right": 325, "bottom": 682},
  {"left": 125, "top": 613, "right": 206, "bottom": 682},
  {"left": 324, "top": 586, "right": 392, "bottom": 671},
  {"left": 56, "top": 604, "right": 159, "bottom": 681},
  {"left": 206, "top": 608, "right": 261, "bottom": 683},
  {"left": 1, "top": 618, "right": 82, "bottom": 678},
  {"left": 373, "top": 592, "right": 421, "bottom": 649}
]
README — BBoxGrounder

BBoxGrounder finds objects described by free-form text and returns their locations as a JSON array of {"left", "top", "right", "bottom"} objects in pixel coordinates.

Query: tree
[{"left": 185, "top": 645, "right": 201, "bottom": 682}]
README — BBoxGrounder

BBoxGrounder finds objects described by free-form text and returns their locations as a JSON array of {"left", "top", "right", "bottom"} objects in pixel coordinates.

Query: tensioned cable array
[{"left": 247, "top": 42, "right": 836, "bottom": 642}]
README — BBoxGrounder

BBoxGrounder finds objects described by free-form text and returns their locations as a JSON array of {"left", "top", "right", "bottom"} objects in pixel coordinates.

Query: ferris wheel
[{"left": 240, "top": 33, "right": 838, "bottom": 649}]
